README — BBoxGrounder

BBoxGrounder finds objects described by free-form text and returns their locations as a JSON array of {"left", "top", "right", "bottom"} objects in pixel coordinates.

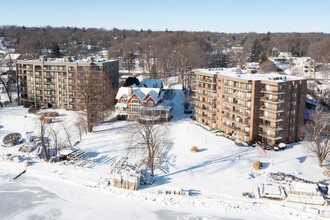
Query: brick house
[{"left": 115, "top": 84, "right": 171, "bottom": 121}]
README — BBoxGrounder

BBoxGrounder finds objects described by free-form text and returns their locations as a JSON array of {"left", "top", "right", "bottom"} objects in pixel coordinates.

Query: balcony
[
  {"left": 196, "top": 113, "right": 215, "bottom": 122},
  {"left": 196, "top": 86, "right": 216, "bottom": 92},
  {"left": 222, "top": 100, "right": 251, "bottom": 109},
  {"left": 222, "top": 116, "right": 249, "bottom": 127},
  {"left": 223, "top": 93, "right": 250, "bottom": 101},
  {"left": 260, "top": 97, "right": 284, "bottom": 104},
  {"left": 258, "top": 132, "right": 282, "bottom": 141},
  {"left": 261, "top": 89, "right": 285, "bottom": 95},
  {"left": 196, "top": 78, "right": 216, "bottom": 84},
  {"left": 259, "top": 115, "right": 283, "bottom": 122},
  {"left": 222, "top": 108, "right": 250, "bottom": 118},
  {"left": 196, "top": 92, "right": 216, "bottom": 100},
  {"left": 259, "top": 105, "right": 284, "bottom": 113},
  {"left": 222, "top": 124, "right": 249, "bottom": 136},
  {"left": 195, "top": 105, "right": 215, "bottom": 115},
  {"left": 224, "top": 85, "right": 251, "bottom": 92},
  {"left": 258, "top": 123, "right": 283, "bottom": 131}
]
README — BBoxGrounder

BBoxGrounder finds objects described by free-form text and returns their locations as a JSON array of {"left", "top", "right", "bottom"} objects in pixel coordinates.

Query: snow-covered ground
[{"left": 0, "top": 82, "right": 328, "bottom": 219}]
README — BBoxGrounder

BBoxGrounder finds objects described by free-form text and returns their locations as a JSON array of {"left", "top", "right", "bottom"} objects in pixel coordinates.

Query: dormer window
[{"left": 148, "top": 101, "right": 153, "bottom": 106}]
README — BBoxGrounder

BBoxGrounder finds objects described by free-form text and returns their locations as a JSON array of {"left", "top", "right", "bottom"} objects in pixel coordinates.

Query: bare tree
[
  {"left": 49, "top": 122, "right": 60, "bottom": 156},
  {"left": 259, "top": 59, "right": 277, "bottom": 73},
  {"left": 128, "top": 119, "right": 168, "bottom": 177},
  {"left": 0, "top": 70, "right": 16, "bottom": 103},
  {"left": 61, "top": 122, "right": 73, "bottom": 147},
  {"left": 77, "top": 66, "right": 108, "bottom": 132},
  {"left": 37, "top": 116, "right": 50, "bottom": 162},
  {"left": 75, "top": 113, "right": 87, "bottom": 141},
  {"left": 305, "top": 106, "right": 330, "bottom": 167}
]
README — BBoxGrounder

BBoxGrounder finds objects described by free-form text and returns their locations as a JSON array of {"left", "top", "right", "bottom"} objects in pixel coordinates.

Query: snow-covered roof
[
  {"left": 19, "top": 57, "right": 117, "bottom": 64},
  {"left": 5, "top": 53, "right": 20, "bottom": 60},
  {"left": 115, "top": 102, "right": 127, "bottom": 108},
  {"left": 140, "top": 102, "right": 172, "bottom": 111},
  {"left": 140, "top": 79, "right": 162, "bottom": 88},
  {"left": 59, "top": 147, "right": 78, "bottom": 156},
  {"left": 194, "top": 68, "right": 304, "bottom": 83},
  {"left": 116, "top": 86, "right": 162, "bottom": 102}
]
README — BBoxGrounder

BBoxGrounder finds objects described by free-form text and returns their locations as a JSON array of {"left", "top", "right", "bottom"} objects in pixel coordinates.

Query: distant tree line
[{"left": 1, "top": 26, "right": 330, "bottom": 89}]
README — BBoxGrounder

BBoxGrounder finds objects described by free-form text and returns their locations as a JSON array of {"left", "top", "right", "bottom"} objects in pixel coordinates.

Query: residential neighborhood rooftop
[{"left": 195, "top": 68, "right": 305, "bottom": 82}]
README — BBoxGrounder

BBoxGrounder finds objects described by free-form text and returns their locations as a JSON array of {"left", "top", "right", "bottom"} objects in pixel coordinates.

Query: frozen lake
[{"left": 0, "top": 171, "right": 249, "bottom": 220}]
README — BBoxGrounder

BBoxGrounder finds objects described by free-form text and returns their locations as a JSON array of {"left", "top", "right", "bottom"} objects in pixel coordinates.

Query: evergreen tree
[
  {"left": 250, "top": 39, "right": 262, "bottom": 62},
  {"left": 123, "top": 51, "right": 135, "bottom": 74},
  {"left": 49, "top": 43, "right": 61, "bottom": 57}
]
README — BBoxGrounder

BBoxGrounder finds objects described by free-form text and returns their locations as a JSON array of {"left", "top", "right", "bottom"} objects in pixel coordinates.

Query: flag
[{"left": 255, "top": 142, "right": 266, "bottom": 155}]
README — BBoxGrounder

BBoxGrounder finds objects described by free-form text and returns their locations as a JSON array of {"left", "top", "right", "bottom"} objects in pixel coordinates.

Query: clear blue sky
[{"left": 1, "top": 0, "right": 329, "bottom": 33}]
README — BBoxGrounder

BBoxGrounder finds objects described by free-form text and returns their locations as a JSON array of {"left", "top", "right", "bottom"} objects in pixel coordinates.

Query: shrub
[
  {"left": 44, "top": 118, "right": 53, "bottom": 124},
  {"left": 43, "top": 111, "right": 59, "bottom": 117},
  {"left": 2, "top": 132, "right": 22, "bottom": 147},
  {"left": 190, "top": 146, "right": 199, "bottom": 152},
  {"left": 28, "top": 107, "right": 40, "bottom": 114},
  {"left": 49, "top": 111, "right": 59, "bottom": 117}
]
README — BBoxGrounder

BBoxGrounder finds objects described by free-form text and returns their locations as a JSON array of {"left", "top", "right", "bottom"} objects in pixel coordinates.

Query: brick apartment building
[
  {"left": 194, "top": 68, "right": 307, "bottom": 146},
  {"left": 16, "top": 56, "right": 119, "bottom": 110}
]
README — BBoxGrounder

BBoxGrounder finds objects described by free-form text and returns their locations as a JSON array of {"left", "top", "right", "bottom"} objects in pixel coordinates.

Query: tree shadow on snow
[
  {"left": 155, "top": 149, "right": 253, "bottom": 186},
  {"left": 296, "top": 156, "right": 307, "bottom": 163}
]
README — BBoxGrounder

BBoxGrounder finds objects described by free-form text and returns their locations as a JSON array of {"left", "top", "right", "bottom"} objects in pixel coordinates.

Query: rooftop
[
  {"left": 194, "top": 68, "right": 304, "bottom": 82},
  {"left": 116, "top": 85, "right": 163, "bottom": 102},
  {"left": 18, "top": 56, "right": 117, "bottom": 64}
]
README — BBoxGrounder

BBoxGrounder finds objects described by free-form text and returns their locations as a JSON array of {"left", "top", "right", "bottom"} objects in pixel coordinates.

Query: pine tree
[{"left": 250, "top": 39, "right": 262, "bottom": 62}]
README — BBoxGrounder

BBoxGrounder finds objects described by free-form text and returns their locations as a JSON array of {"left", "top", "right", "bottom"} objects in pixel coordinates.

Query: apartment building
[
  {"left": 16, "top": 56, "right": 119, "bottom": 110},
  {"left": 194, "top": 68, "right": 307, "bottom": 147}
]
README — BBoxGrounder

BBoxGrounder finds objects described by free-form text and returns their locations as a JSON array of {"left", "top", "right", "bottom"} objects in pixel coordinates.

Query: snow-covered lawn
[{"left": 0, "top": 85, "right": 328, "bottom": 219}]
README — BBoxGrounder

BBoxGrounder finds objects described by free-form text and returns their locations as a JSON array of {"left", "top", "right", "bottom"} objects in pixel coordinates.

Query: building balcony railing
[
  {"left": 223, "top": 93, "right": 251, "bottom": 101},
  {"left": 196, "top": 86, "right": 216, "bottom": 93},
  {"left": 258, "top": 124, "right": 283, "bottom": 131},
  {"left": 222, "top": 116, "right": 249, "bottom": 127},
  {"left": 259, "top": 106, "right": 284, "bottom": 113},
  {"left": 259, "top": 116, "right": 283, "bottom": 122},
  {"left": 195, "top": 92, "right": 216, "bottom": 100},
  {"left": 196, "top": 78, "right": 216, "bottom": 84},
  {"left": 258, "top": 132, "right": 282, "bottom": 141},
  {"left": 222, "top": 108, "right": 250, "bottom": 118},
  {"left": 195, "top": 100, "right": 216, "bottom": 108},
  {"left": 194, "top": 106, "right": 215, "bottom": 115},
  {"left": 223, "top": 85, "right": 251, "bottom": 92},
  {"left": 222, "top": 100, "right": 251, "bottom": 109},
  {"left": 261, "top": 90, "right": 285, "bottom": 95},
  {"left": 195, "top": 113, "right": 216, "bottom": 122},
  {"left": 260, "top": 97, "right": 284, "bottom": 104},
  {"left": 222, "top": 124, "right": 249, "bottom": 136}
]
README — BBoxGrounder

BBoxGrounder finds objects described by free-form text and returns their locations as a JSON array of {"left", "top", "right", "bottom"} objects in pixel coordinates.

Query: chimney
[
  {"left": 63, "top": 56, "right": 72, "bottom": 62},
  {"left": 39, "top": 55, "right": 47, "bottom": 61},
  {"left": 128, "top": 86, "right": 132, "bottom": 97}
]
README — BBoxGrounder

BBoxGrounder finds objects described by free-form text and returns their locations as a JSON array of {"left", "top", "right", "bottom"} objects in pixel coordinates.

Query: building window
[
  {"left": 148, "top": 101, "right": 153, "bottom": 106},
  {"left": 129, "top": 99, "right": 141, "bottom": 113}
]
